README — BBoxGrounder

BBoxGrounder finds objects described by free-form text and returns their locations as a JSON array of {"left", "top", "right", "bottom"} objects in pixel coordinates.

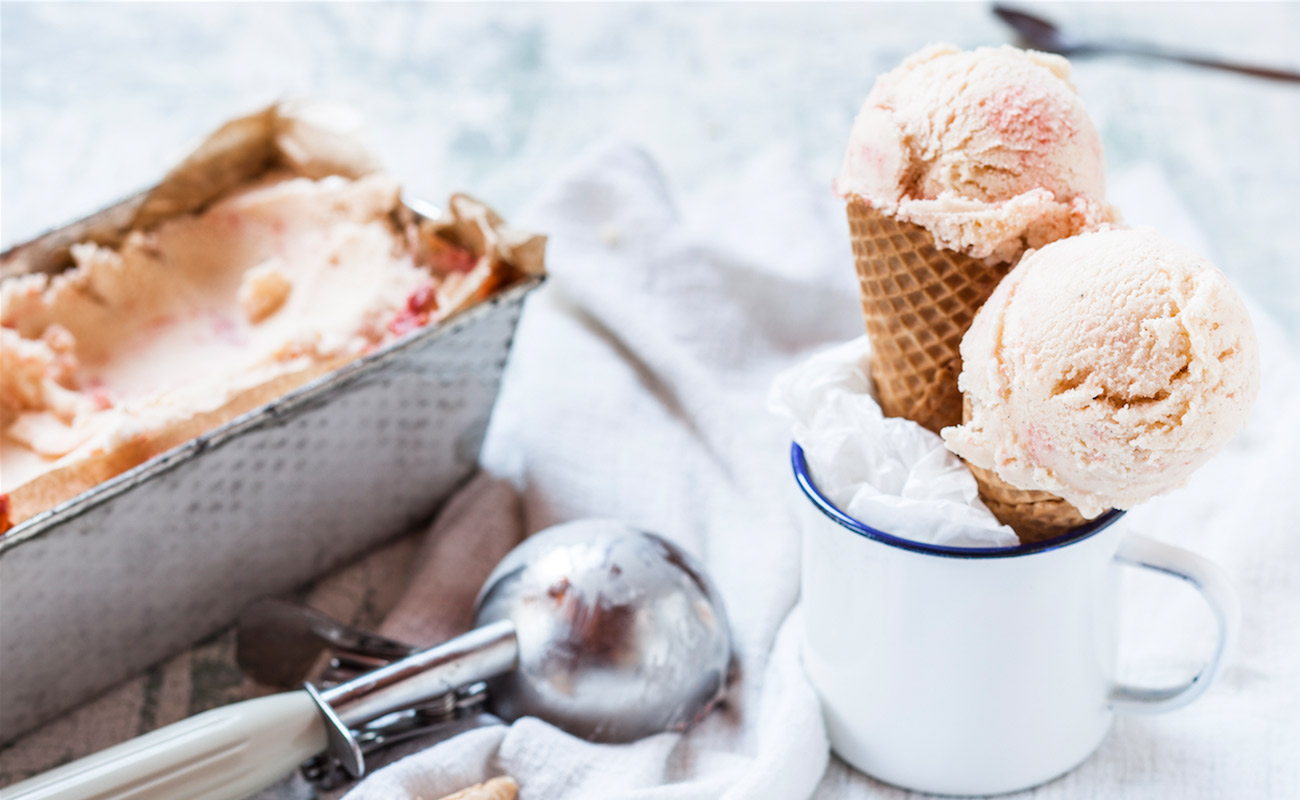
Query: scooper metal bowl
[{"left": 6, "top": 520, "right": 733, "bottom": 800}]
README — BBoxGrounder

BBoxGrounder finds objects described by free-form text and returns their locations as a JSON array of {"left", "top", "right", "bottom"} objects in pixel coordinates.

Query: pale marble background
[
  {"left": 2, "top": 1, "right": 1299, "bottom": 792},
  {"left": 3, "top": 2, "right": 1299, "bottom": 337}
]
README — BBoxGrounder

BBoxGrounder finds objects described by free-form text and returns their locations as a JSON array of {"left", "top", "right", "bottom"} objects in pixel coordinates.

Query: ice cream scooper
[{"left": 5, "top": 520, "right": 733, "bottom": 800}]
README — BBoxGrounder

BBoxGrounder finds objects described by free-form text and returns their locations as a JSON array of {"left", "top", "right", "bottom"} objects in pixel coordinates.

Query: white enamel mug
[{"left": 792, "top": 444, "right": 1239, "bottom": 796}]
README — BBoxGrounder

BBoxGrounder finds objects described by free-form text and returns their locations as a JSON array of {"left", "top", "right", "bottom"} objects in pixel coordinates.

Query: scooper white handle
[
  {"left": 0, "top": 692, "right": 327, "bottom": 800},
  {"left": 4, "top": 620, "right": 522, "bottom": 800}
]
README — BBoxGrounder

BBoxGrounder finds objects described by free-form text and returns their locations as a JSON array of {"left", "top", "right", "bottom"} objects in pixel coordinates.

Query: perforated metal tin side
[{"left": 0, "top": 278, "right": 539, "bottom": 741}]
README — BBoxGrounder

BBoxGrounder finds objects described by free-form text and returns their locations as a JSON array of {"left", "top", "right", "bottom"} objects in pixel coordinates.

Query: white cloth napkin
[{"left": 344, "top": 143, "right": 1300, "bottom": 800}]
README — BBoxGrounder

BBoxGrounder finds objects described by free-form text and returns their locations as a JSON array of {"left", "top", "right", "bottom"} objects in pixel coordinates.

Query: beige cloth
[{"left": 377, "top": 476, "right": 524, "bottom": 650}]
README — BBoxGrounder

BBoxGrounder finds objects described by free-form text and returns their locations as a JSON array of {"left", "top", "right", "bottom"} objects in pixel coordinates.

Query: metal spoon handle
[
  {"left": 1094, "top": 41, "right": 1300, "bottom": 83},
  {"left": 993, "top": 5, "right": 1300, "bottom": 84}
]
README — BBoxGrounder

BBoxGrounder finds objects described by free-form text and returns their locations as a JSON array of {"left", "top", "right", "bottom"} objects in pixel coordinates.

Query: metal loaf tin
[{"left": 0, "top": 105, "right": 543, "bottom": 741}]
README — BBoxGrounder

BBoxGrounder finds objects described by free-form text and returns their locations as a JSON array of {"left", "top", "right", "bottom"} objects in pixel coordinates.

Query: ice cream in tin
[{"left": 0, "top": 104, "right": 543, "bottom": 532}]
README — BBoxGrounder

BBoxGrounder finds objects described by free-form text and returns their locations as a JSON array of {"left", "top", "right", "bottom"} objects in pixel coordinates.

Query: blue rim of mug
[{"left": 791, "top": 442, "right": 1125, "bottom": 560}]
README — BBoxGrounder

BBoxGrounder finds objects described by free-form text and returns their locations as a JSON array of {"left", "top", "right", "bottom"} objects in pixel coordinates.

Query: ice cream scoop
[
  {"left": 6, "top": 520, "right": 733, "bottom": 800},
  {"left": 942, "top": 229, "right": 1261, "bottom": 518},
  {"left": 836, "top": 43, "right": 1115, "bottom": 263}
]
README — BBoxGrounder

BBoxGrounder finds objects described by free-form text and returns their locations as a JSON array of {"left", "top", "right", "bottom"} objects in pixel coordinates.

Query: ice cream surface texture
[
  {"left": 942, "top": 229, "right": 1261, "bottom": 518},
  {"left": 836, "top": 44, "right": 1115, "bottom": 263},
  {"left": 0, "top": 172, "right": 479, "bottom": 502}
]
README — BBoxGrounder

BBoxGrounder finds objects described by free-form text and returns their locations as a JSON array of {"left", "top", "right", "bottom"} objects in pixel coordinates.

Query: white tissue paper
[{"left": 768, "top": 336, "right": 1019, "bottom": 548}]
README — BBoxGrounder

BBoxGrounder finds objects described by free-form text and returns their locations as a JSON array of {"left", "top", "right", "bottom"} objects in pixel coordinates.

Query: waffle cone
[
  {"left": 964, "top": 461, "right": 1090, "bottom": 543},
  {"left": 847, "top": 200, "right": 1012, "bottom": 434},
  {"left": 959, "top": 400, "right": 1089, "bottom": 543}
]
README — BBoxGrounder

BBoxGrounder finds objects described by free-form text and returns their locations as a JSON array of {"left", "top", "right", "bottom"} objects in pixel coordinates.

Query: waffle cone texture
[
  {"left": 963, "top": 460, "right": 1090, "bottom": 543},
  {"left": 848, "top": 199, "right": 1088, "bottom": 542},
  {"left": 847, "top": 200, "right": 1011, "bottom": 434}
]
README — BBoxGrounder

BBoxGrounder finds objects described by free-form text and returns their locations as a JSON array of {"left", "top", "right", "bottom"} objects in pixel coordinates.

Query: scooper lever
[
  {"left": 315, "top": 619, "right": 517, "bottom": 775},
  {"left": 235, "top": 597, "right": 419, "bottom": 688},
  {"left": 2, "top": 621, "right": 518, "bottom": 800}
]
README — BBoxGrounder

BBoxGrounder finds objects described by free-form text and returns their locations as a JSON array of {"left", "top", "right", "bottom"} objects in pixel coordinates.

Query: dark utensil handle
[
  {"left": 1100, "top": 41, "right": 1300, "bottom": 83},
  {"left": 1168, "top": 54, "right": 1300, "bottom": 83}
]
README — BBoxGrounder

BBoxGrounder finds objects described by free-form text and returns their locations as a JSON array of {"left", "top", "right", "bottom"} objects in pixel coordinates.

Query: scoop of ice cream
[
  {"left": 836, "top": 44, "right": 1115, "bottom": 263},
  {"left": 941, "top": 229, "right": 1260, "bottom": 518}
]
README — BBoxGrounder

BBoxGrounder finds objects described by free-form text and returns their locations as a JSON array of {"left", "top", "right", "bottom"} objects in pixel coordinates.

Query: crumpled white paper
[{"left": 768, "top": 336, "right": 1018, "bottom": 548}]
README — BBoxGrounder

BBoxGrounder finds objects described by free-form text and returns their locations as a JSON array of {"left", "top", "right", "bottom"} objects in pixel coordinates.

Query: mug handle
[{"left": 1109, "top": 531, "right": 1241, "bottom": 714}]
